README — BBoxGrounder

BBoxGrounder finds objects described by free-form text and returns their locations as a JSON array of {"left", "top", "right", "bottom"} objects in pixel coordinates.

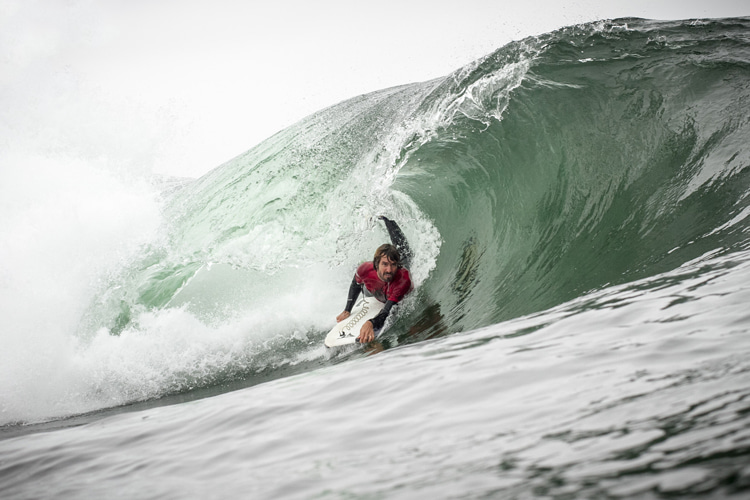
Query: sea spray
[{"left": 0, "top": 153, "right": 162, "bottom": 422}]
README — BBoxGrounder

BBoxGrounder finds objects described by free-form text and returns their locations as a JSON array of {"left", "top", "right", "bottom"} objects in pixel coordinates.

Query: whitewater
[{"left": 1, "top": 17, "right": 750, "bottom": 499}]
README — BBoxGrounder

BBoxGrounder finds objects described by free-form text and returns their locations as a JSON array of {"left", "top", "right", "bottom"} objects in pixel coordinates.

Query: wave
[{"left": 2, "top": 17, "right": 749, "bottom": 425}]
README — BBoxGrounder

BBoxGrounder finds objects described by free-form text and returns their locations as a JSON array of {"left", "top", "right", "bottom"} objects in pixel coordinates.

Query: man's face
[{"left": 377, "top": 255, "right": 398, "bottom": 283}]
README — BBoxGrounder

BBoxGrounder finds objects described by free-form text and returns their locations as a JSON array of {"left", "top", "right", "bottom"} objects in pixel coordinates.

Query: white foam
[{"left": 0, "top": 152, "right": 162, "bottom": 424}]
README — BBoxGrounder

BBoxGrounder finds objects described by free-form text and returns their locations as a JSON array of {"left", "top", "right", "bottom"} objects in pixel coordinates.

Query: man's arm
[
  {"left": 336, "top": 277, "right": 361, "bottom": 322},
  {"left": 369, "top": 301, "right": 394, "bottom": 330},
  {"left": 380, "top": 216, "right": 412, "bottom": 269},
  {"left": 344, "top": 277, "right": 361, "bottom": 313},
  {"left": 357, "top": 300, "right": 395, "bottom": 343}
]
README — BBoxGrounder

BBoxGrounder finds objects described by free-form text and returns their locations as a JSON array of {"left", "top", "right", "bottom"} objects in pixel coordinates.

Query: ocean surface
[{"left": 2, "top": 17, "right": 750, "bottom": 499}]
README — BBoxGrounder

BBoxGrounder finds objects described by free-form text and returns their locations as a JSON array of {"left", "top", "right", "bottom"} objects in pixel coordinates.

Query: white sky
[{"left": 1, "top": 0, "right": 748, "bottom": 177}]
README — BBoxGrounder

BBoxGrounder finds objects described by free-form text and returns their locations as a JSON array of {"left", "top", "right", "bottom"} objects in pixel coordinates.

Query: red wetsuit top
[
  {"left": 343, "top": 261, "right": 412, "bottom": 330},
  {"left": 355, "top": 262, "right": 412, "bottom": 304}
]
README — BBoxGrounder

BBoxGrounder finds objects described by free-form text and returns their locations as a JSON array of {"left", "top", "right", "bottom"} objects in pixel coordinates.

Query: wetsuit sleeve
[
  {"left": 380, "top": 217, "right": 412, "bottom": 270},
  {"left": 344, "top": 277, "right": 361, "bottom": 313},
  {"left": 368, "top": 300, "right": 395, "bottom": 330}
]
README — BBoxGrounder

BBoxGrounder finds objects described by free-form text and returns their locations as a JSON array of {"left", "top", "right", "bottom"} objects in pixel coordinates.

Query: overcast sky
[{"left": 1, "top": 0, "right": 747, "bottom": 178}]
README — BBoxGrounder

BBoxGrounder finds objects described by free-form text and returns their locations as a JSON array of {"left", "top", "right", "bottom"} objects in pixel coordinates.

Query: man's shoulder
[
  {"left": 355, "top": 261, "right": 375, "bottom": 278},
  {"left": 394, "top": 268, "right": 412, "bottom": 289}
]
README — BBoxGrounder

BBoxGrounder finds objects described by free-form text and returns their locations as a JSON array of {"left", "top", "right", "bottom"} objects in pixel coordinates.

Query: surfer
[{"left": 336, "top": 216, "right": 413, "bottom": 343}]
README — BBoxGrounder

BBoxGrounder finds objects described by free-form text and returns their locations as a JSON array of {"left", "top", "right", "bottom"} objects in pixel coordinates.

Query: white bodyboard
[{"left": 325, "top": 297, "right": 385, "bottom": 347}]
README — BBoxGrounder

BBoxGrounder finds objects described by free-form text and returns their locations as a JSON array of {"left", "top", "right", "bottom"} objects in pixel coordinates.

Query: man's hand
[
  {"left": 336, "top": 311, "right": 350, "bottom": 323},
  {"left": 357, "top": 320, "right": 375, "bottom": 344}
]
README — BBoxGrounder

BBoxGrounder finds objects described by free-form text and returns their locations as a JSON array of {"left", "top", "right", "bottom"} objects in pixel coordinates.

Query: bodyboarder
[{"left": 336, "top": 216, "right": 413, "bottom": 343}]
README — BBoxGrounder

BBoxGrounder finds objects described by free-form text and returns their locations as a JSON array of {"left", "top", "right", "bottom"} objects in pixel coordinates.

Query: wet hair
[{"left": 373, "top": 244, "right": 401, "bottom": 268}]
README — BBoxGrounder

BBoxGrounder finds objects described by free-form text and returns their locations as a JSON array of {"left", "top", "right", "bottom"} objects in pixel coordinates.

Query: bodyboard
[{"left": 325, "top": 297, "right": 385, "bottom": 347}]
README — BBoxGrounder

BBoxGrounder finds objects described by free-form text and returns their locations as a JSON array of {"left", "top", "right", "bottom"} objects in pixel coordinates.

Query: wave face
[
  {"left": 149, "top": 19, "right": 750, "bottom": 334},
  {"left": 400, "top": 18, "right": 750, "bottom": 334},
  {"left": 3, "top": 18, "right": 750, "bottom": 427},
  {"left": 138, "top": 17, "right": 750, "bottom": 332}
]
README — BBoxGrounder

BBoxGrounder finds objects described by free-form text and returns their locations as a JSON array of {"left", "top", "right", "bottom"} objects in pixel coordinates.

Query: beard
[{"left": 380, "top": 271, "right": 394, "bottom": 282}]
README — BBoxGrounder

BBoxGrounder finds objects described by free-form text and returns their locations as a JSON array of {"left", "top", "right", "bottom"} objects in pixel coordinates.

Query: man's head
[{"left": 373, "top": 244, "right": 400, "bottom": 283}]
